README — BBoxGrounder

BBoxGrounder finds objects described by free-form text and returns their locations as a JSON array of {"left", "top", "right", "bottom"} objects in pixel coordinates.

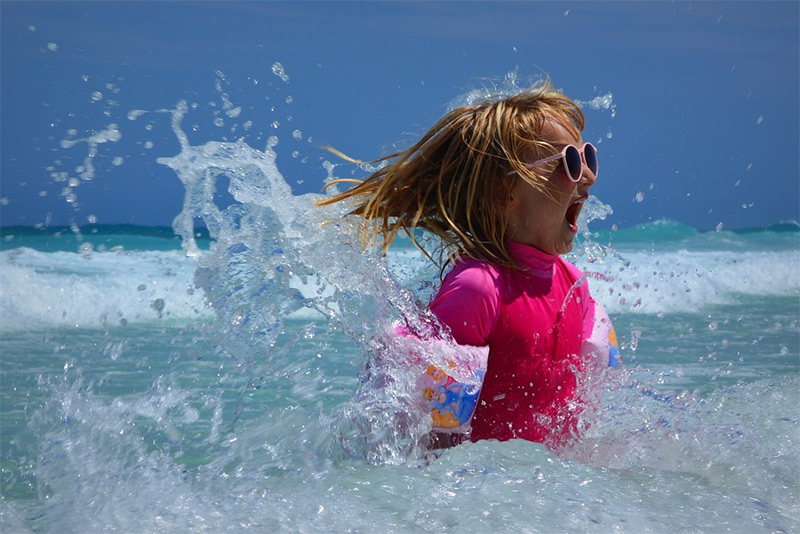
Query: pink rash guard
[{"left": 429, "top": 241, "right": 597, "bottom": 445}]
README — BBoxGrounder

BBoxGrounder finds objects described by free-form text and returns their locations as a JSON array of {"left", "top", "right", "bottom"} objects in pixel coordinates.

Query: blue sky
[{"left": 1, "top": 1, "right": 798, "bottom": 230}]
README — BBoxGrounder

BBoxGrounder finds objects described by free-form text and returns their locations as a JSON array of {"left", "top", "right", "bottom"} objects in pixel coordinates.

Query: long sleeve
[{"left": 429, "top": 260, "right": 499, "bottom": 347}]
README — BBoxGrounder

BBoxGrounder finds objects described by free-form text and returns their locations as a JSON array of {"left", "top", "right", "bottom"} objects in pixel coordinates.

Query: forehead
[
  {"left": 519, "top": 116, "right": 582, "bottom": 161},
  {"left": 540, "top": 115, "right": 582, "bottom": 147}
]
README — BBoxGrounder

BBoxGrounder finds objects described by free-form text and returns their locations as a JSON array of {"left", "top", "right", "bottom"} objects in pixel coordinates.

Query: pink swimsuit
[{"left": 430, "top": 241, "right": 597, "bottom": 445}]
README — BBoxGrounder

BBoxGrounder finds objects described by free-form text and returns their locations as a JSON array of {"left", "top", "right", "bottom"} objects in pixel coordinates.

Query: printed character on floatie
[{"left": 420, "top": 364, "right": 481, "bottom": 430}]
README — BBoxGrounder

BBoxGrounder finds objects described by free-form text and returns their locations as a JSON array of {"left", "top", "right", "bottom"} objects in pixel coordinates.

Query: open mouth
[{"left": 565, "top": 199, "right": 584, "bottom": 232}]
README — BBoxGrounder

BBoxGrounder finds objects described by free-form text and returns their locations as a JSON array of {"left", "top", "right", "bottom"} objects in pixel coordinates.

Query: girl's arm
[
  {"left": 429, "top": 261, "right": 499, "bottom": 347},
  {"left": 581, "top": 292, "right": 621, "bottom": 367}
]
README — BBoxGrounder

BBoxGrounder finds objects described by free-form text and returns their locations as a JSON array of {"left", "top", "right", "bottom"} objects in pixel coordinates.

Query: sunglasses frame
[{"left": 509, "top": 142, "right": 598, "bottom": 182}]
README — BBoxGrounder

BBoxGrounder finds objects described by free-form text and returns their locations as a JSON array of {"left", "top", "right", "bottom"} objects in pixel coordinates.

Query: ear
[
  {"left": 504, "top": 190, "right": 518, "bottom": 212},
  {"left": 497, "top": 177, "right": 516, "bottom": 209},
  {"left": 506, "top": 195, "right": 517, "bottom": 211}
]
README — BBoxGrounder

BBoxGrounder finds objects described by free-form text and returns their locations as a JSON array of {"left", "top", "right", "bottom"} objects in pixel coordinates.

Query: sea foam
[
  {"left": 0, "top": 247, "right": 210, "bottom": 331},
  {"left": 1, "top": 239, "right": 797, "bottom": 331},
  {"left": 582, "top": 247, "right": 800, "bottom": 315}
]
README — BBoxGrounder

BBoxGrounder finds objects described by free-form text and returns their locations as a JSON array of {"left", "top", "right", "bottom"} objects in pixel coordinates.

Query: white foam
[
  {"left": 3, "top": 243, "right": 797, "bottom": 332},
  {"left": 578, "top": 248, "right": 800, "bottom": 314},
  {"left": 0, "top": 248, "right": 211, "bottom": 331}
]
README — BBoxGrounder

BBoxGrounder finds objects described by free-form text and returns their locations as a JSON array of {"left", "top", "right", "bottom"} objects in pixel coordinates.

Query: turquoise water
[
  {"left": 2, "top": 222, "right": 798, "bottom": 533},
  {"left": 1, "top": 106, "right": 799, "bottom": 532}
]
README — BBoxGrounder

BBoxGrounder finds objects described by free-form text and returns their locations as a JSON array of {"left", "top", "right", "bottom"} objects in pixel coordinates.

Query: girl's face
[{"left": 505, "top": 118, "right": 597, "bottom": 255}]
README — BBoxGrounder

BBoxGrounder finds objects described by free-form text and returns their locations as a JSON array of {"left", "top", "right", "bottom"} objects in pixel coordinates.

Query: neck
[{"left": 507, "top": 241, "right": 558, "bottom": 277}]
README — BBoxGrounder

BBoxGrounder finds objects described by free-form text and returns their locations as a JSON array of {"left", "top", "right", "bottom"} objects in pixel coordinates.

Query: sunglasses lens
[
  {"left": 564, "top": 145, "right": 582, "bottom": 181},
  {"left": 584, "top": 143, "right": 598, "bottom": 175}
]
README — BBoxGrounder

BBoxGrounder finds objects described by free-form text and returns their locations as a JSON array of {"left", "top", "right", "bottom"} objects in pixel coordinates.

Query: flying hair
[{"left": 316, "top": 78, "right": 586, "bottom": 270}]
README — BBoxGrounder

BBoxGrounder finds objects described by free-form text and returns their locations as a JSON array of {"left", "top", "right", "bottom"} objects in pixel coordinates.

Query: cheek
[
  {"left": 539, "top": 182, "right": 571, "bottom": 210},
  {"left": 550, "top": 182, "right": 576, "bottom": 207}
]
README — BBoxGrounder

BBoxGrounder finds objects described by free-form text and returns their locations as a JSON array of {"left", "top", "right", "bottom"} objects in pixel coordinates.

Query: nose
[{"left": 580, "top": 158, "right": 597, "bottom": 188}]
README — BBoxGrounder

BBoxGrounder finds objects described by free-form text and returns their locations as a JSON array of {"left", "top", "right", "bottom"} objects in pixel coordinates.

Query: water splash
[
  {"left": 155, "top": 100, "right": 455, "bottom": 463},
  {"left": 5, "top": 73, "right": 799, "bottom": 533},
  {"left": 53, "top": 123, "right": 123, "bottom": 216},
  {"left": 271, "top": 62, "right": 290, "bottom": 83},
  {"left": 577, "top": 92, "right": 617, "bottom": 119}
]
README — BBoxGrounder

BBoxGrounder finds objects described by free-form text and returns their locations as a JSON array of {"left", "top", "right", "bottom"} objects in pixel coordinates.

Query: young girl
[{"left": 320, "top": 80, "right": 615, "bottom": 449}]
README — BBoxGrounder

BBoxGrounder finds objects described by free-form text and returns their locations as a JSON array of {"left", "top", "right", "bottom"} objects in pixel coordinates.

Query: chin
[{"left": 556, "top": 237, "right": 575, "bottom": 255}]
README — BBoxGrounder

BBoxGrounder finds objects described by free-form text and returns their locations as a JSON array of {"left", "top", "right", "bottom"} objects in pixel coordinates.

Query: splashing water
[
  {"left": 2, "top": 79, "right": 798, "bottom": 533},
  {"left": 156, "top": 99, "right": 463, "bottom": 464}
]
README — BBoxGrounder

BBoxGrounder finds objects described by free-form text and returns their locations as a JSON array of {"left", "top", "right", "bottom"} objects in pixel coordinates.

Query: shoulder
[
  {"left": 443, "top": 258, "right": 502, "bottom": 294},
  {"left": 434, "top": 258, "right": 502, "bottom": 312},
  {"left": 556, "top": 257, "right": 595, "bottom": 316},
  {"left": 556, "top": 257, "right": 584, "bottom": 281},
  {"left": 555, "top": 257, "right": 593, "bottom": 300},
  {"left": 429, "top": 258, "right": 502, "bottom": 346}
]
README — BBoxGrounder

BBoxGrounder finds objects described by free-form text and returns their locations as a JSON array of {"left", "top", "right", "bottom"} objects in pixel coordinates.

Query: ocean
[{"left": 1, "top": 108, "right": 799, "bottom": 533}]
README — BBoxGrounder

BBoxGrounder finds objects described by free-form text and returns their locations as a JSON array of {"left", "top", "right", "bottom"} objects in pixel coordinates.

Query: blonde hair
[{"left": 317, "top": 80, "right": 586, "bottom": 269}]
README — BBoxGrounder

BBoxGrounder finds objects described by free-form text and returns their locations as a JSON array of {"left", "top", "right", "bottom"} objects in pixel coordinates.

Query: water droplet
[
  {"left": 151, "top": 298, "right": 165, "bottom": 312},
  {"left": 127, "top": 109, "right": 147, "bottom": 121},
  {"left": 271, "top": 61, "right": 290, "bottom": 82}
]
